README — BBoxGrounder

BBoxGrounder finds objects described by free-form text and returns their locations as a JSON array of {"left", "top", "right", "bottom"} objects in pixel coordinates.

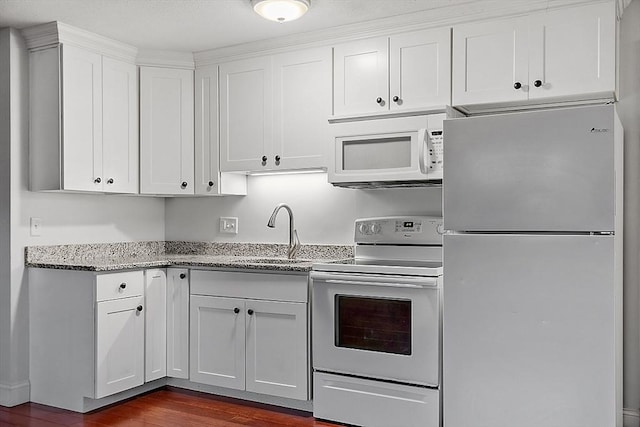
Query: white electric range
[{"left": 311, "top": 216, "right": 443, "bottom": 427}]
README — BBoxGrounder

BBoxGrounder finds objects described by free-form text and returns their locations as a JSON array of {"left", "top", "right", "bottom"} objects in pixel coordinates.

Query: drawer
[
  {"left": 313, "top": 372, "right": 440, "bottom": 427},
  {"left": 190, "top": 270, "right": 308, "bottom": 302},
  {"left": 96, "top": 271, "right": 144, "bottom": 302}
]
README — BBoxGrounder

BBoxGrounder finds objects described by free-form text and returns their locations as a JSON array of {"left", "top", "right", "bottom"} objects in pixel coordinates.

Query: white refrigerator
[{"left": 442, "top": 104, "right": 623, "bottom": 427}]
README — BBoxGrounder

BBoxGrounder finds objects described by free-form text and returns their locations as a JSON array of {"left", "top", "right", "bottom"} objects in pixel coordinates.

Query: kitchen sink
[{"left": 246, "top": 258, "right": 312, "bottom": 264}]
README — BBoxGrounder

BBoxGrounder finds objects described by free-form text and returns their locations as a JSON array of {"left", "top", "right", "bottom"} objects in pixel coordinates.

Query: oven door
[{"left": 310, "top": 271, "right": 441, "bottom": 387}]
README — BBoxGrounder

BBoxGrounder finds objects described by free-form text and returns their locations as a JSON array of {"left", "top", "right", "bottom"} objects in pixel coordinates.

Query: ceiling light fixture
[{"left": 251, "top": 0, "right": 310, "bottom": 23}]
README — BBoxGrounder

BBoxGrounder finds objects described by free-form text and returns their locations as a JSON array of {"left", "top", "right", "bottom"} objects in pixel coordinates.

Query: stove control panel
[{"left": 354, "top": 216, "right": 443, "bottom": 245}]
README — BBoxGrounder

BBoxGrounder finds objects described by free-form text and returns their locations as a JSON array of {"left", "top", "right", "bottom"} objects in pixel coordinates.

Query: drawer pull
[
  {"left": 119, "top": 283, "right": 127, "bottom": 290},
  {"left": 180, "top": 273, "right": 186, "bottom": 279},
  {"left": 137, "top": 305, "right": 143, "bottom": 312}
]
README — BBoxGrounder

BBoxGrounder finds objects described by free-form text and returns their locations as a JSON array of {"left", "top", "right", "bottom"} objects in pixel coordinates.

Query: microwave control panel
[
  {"left": 355, "top": 216, "right": 443, "bottom": 244},
  {"left": 426, "top": 130, "right": 444, "bottom": 174}
]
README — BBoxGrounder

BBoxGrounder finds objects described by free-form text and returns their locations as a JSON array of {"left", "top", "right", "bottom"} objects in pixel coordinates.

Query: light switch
[
  {"left": 30, "top": 217, "right": 42, "bottom": 237},
  {"left": 220, "top": 217, "right": 238, "bottom": 234}
]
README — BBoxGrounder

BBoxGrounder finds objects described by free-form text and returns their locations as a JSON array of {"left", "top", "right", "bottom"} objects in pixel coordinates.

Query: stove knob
[
  {"left": 371, "top": 223, "right": 382, "bottom": 234},
  {"left": 358, "top": 223, "right": 370, "bottom": 235}
]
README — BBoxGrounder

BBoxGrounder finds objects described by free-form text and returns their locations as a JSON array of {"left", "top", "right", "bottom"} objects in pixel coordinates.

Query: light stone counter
[{"left": 25, "top": 241, "right": 353, "bottom": 272}]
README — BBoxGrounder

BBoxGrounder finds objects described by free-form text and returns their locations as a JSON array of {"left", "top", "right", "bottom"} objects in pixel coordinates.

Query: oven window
[{"left": 335, "top": 295, "right": 412, "bottom": 355}]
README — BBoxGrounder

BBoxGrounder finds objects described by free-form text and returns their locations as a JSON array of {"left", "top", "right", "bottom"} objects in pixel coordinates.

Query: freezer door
[
  {"left": 443, "top": 105, "right": 616, "bottom": 232},
  {"left": 443, "top": 234, "right": 618, "bottom": 427}
]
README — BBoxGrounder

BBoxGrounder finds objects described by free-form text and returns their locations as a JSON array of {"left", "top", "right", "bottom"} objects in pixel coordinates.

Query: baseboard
[
  {"left": 0, "top": 381, "right": 30, "bottom": 407},
  {"left": 624, "top": 408, "right": 640, "bottom": 427}
]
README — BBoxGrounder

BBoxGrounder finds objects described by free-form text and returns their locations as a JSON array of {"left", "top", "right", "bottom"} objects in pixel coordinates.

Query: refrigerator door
[
  {"left": 443, "top": 234, "right": 617, "bottom": 427},
  {"left": 443, "top": 104, "right": 615, "bottom": 232}
]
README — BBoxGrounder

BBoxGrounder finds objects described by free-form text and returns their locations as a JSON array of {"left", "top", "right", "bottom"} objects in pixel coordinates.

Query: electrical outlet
[
  {"left": 30, "top": 217, "right": 42, "bottom": 237},
  {"left": 219, "top": 217, "right": 238, "bottom": 234}
]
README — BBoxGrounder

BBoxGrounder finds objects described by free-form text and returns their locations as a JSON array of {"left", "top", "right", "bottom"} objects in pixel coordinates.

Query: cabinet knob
[
  {"left": 275, "top": 155, "right": 281, "bottom": 162},
  {"left": 94, "top": 177, "right": 101, "bottom": 184},
  {"left": 107, "top": 178, "right": 114, "bottom": 184},
  {"left": 208, "top": 181, "right": 214, "bottom": 187},
  {"left": 247, "top": 309, "right": 254, "bottom": 315},
  {"left": 376, "top": 97, "right": 383, "bottom": 104},
  {"left": 234, "top": 307, "right": 240, "bottom": 314},
  {"left": 513, "top": 82, "right": 522, "bottom": 90},
  {"left": 179, "top": 273, "right": 186, "bottom": 279},
  {"left": 136, "top": 305, "right": 143, "bottom": 312},
  {"left": 533, "top": 79, "right": 543, "bottom": 87},
  {"left": 119, "top": 283, "right": 127, "bottom": 290},
  {"left": 392, "top": 96, "right": 400, "bottom": 102},
  {"left": 261, "top": 155, "right": 268, "bottom": 162},
  {"left": 181, "top": 181, "right": 188, "bottom": 188}
]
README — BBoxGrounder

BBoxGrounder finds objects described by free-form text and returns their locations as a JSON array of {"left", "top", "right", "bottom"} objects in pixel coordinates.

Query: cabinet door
[
  {"left": 389, "top": 28, "right": 451, "bottom": 111},
  {"left": 528, "top": 2, "right": 616, "bottom": 101},
  {"left": 95, "top": 295, "right": 144, "bottom": 398},
  {"left": 333, "top": 37, "right": 389, "bottom": 116},
  {"left": 102, "top": 56, "right": 138, "bottom": 194},
  {"left": 61, "top": 44, "right": 103, "bottom": 192},
  {"left": 245, "top": 300, "right": 308, "bottom": 400},
  {"left": 272, "top": 47, "right": 331, "bottom": 170},
  {"left": 194, "top": 66, "right": 221, "bottom": 194},
  {"left": 452, "top": 18, "right": 529, "bottom": 106},
  {"left": 144, "top": 269, "right": 166, "bottom": 382},
  {"left": 190, "top": 295, "right": 245, "bottom": 389},
  {"left": 195, "top": 66, "right": 248, "bottom": 195},
  {"left": 219, "top": 57, "right": 272, "bottom": 172},
  {"left": 140, "top": 67, "right": 194, "bottom": 195},
  {"left": 167, "top": 268, "right": 189, "bottom": 379}
]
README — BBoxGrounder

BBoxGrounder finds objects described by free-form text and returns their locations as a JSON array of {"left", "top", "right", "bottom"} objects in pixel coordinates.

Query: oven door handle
[{"left": 310, "top": 272, "right": 439, "bottom": 289}]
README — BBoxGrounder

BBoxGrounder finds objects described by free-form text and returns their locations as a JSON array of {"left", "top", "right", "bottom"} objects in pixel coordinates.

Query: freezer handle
[{"left": 310, "top": 271, "right": 439, "bottom": 289}]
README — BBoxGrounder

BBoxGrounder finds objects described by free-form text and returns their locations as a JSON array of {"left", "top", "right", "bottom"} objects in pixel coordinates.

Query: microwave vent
[{"left": 331, "top": 180, "right": 442, "bottom": 189}]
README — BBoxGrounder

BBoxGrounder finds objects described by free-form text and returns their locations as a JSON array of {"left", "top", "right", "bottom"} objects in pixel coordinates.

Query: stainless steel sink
[{"left": 246, "top": 258, "right": 312, "bottom": 264}]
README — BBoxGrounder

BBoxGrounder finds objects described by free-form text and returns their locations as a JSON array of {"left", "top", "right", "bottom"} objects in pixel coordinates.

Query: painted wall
[
  {"left": 164, "top": 172, "right": 443, "bottom": 244},
  {"left": 618, "top": 0, "right": 640, "bottom": 419},
  {"left": 0, "top": 28, "right": 13, "bottom": 405},
  {"left": 0, "top": 28, "right": 166, "bottom": 406}
]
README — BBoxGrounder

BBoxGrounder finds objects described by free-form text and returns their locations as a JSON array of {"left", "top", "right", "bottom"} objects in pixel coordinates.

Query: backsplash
[{"left": 25, "top": 241, "right": 354, "bottom": 264}]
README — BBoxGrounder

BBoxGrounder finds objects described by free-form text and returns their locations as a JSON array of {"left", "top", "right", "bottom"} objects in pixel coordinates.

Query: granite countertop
[{"left": 25, "top": 241, "right": 353, "bottom": 273}]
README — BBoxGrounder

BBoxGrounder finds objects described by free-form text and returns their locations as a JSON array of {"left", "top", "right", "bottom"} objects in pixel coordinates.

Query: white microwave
[{"left": 328, "top": 114, "right": 445, "bottom": 188}]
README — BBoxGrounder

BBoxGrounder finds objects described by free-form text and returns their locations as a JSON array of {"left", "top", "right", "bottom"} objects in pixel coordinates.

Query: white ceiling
[{"left": 0, "top": 0, "right": 481, "bottom": 52}]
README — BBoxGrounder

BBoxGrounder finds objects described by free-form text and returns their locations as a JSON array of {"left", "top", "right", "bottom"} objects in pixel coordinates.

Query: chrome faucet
[{"left": 267, "top": 203, "right": 301, "bottom": 259}]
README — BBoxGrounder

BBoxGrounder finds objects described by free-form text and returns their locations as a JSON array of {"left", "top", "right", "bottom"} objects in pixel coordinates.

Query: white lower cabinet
[
  {"left": 144, "top": 269, "right": 167, "bottom": 382},
  {"left": 95, "top": 294, "right": 145, "bottom": 398},
  {"left": 166, "top": 268, "right": 190, "bottom": 379},
  {"left": 29, "top": 269, "right": 158, "bottom": 412},
  {"left": 189, "top": 270, "right": 309, "bottom": 400}
]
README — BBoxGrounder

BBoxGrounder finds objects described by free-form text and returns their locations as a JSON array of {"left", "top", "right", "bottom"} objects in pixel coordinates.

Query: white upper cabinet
[
  {"left": 140, "top": 66, "right": 195, "bottom": 195},
  {"left": 219, "top": 56, "right": 273, "bottom": 172},
  {"left": 219, "top": 47, "right": 331, "bottom": 173},
  {"left": 453, "top": 1, "right": 616, "bottom": 112},
  {"left": 29, "top": 42, "right": 138, "bottom": 193},
  {"left": 333, "top": 37, "right": 389, "bottom": 117},
  {"left": 333, "top": 28, "right": 451, "bottom": 118},
  {"left": 272, "top": 47, "right": 331, "bottom": 170},
  {"left": 101, "top": 56, "right": 139, "bottom": 193},
  {"left": 195, "top": 66, "right": 247, "bottom": 195}
]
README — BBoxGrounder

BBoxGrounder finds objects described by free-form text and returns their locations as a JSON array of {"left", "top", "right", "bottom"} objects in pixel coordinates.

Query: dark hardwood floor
[{"left": 0, "top": 387, "right": 344, "bottom": 426}]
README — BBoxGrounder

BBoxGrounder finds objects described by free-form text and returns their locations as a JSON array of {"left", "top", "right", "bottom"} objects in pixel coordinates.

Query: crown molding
[
  {"left": 194, "top": 0, "right": 607, "bottom": 66},
  {"left": 21, "top": 21, "right": 137, "bottom": 62},
  {"left": 136, "top": 49, "right": 195, "bottom": 69}
]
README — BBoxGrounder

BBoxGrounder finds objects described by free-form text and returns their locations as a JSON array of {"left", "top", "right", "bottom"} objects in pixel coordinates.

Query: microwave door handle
[{"left": 418, "top": 128, "right": 428, "bottom": 174}]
